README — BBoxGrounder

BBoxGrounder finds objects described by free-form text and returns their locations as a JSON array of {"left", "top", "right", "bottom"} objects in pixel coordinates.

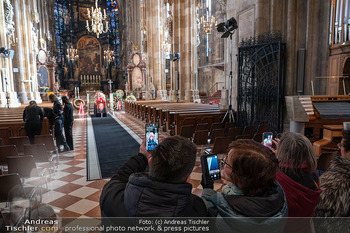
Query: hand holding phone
[
  {"left": 145, "top": 124, "right": 159, "bottom": 151},
  {"left": 262, "top": 132, "right": 273, "bottom": 148},
  {"left": 201, "top": 154, "right": 221, "bottom": 181}
]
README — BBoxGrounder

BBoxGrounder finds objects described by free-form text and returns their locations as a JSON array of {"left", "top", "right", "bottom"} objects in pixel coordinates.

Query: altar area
[{"left": 80, "top": 75, "right": 102, "bottom": 92}]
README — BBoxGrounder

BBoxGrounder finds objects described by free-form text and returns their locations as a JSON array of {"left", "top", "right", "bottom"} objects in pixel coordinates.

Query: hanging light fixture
[
  {"left": 66, "top": 46, "right": 78, "bottom": 62},
  {"left": 86, "top": 0, "right": 109, "bottom": 38},
  {"left": 104, "top": 47, "right": 115, "bottom": 64},
  {"left": 201, "top": 7, "right": 216, "bottom": 34}
]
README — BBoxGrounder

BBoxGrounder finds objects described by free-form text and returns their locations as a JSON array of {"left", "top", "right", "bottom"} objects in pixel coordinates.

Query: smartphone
[
  {"left": 145, "top": 123, "right": 159, "bottom": 151},
  {"left": 201, "top": 154, "right": 221, "bottom": 181},
  {"left": 262, "top": 132, "right": 273, "bottom": 147}
]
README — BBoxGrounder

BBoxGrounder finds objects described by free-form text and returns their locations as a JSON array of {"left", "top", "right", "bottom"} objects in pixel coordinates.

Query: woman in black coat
[
  {"left": 62, "top": 96, "right": 74, "bottom": 150},
  {"left": 49, "top": 94, "right": 70, "bottom": 152}
]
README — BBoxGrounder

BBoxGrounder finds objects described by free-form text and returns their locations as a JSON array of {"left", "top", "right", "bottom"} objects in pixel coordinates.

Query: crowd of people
[
  {"left": 101, "top": 130, "right": 350, "bottom": 232},
  {"left": 23, "top": 94, "right": 74, "bottom": 153}
]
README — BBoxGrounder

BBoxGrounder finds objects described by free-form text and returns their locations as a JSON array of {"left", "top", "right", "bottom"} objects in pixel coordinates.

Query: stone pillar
[
  {"left": 173, "top": 0, "right": 195, "bottom": 102},
  {"left": 0, "top": 0, "right": 20, "bottom": 107},
  {"left": 47, "top": 63, "right": 57, "bottom": 93},
  {"left": 146, "top": 0, "right": 166, "bottom": 100}
]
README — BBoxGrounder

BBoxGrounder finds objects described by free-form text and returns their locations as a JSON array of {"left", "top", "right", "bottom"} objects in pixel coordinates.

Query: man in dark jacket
[
  {"left": 100, "top": 136, "right": 207, "bottom": 217},
  {"left": 23, "top": 100, "right": 43, "bottom": 144}
]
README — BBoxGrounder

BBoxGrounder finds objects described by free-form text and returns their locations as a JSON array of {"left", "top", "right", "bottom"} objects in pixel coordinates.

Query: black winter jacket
[
  {"left": 63, "top": 103, "right": 74, "bottom": 124},
  {"left": 100, "top": 153, "right": 207, "bottom": 217}
]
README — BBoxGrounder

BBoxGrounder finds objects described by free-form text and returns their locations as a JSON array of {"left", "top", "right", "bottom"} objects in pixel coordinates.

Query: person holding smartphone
[
  {"left": 201, "top": 140, "right": 287, "bottom": 232},
  {"left": 100, "top": 136, "right": 207, "bottom": 217}
]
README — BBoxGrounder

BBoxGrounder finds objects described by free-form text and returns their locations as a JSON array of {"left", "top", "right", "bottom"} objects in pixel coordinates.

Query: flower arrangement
[
  {"left": 73, "top": 98, "right": 86, "bottom": 110},
  {"left": 125, "top": 93, "right": 137, "bottom": 102},
  {"left": 94, "top": 92, "right": 106, "bottom": 105}
]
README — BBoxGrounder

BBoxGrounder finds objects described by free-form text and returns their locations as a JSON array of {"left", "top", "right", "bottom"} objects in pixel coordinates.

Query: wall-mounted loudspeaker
[{"left": 296, "top": 49, "right": 306, "bottom": 94}]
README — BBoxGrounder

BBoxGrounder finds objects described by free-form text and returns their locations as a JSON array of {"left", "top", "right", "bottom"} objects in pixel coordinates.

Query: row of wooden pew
[
  {"left": 0, "top": 105, "right": 50, "bottom": 145},
  {"left": 125, "top": 101, "right": 233, "bottom": 135}
]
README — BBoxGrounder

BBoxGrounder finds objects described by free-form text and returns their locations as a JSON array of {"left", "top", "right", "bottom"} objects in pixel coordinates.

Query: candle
[{"left": 86, "top": 20, "right": 88, "bottom": 27}]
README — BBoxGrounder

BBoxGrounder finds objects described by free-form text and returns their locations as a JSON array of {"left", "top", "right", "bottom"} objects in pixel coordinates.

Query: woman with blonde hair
[{"left": 275, "top": 132, "right": 321, "bottom": 217}]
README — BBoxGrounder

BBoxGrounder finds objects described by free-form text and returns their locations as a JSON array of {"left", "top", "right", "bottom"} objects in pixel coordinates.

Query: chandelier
[
  {"left": 201, "top": 8, "right": 216, "bottom": 34},
  {"left": 86, "top": 0, "right": 109, "bottom": 38},
  {"left": 66, "top": 46, "right": 78, "bottom": 62},
  {"left": 104, "top": 48, "right": 115, "bottom": 64}
]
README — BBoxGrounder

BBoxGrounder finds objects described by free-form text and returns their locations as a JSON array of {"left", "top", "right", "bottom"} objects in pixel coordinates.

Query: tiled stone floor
[{"left": 2, "top": 109, "right": 225, "bottom": 218}]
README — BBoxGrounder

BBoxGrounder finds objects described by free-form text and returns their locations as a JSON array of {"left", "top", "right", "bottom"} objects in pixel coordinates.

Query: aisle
[{"left": 87, "top": 114, "right": 140, "bottom": 180}]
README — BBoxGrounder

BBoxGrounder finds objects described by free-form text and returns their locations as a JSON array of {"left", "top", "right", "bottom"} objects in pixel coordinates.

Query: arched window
[
  {"left": 107, "top": 0, "right": 120, "bottom": 68},
  {"left": 54, "top": 0, "right": 67, "bottom": 63}
]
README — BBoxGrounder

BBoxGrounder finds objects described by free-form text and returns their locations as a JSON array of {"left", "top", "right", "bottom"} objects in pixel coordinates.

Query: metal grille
[{"left": 237, "top": 32, "right": 286, "bottom": 133}]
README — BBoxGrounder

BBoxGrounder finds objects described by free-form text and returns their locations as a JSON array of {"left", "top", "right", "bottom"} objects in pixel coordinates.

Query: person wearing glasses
[
  {"left": 201, "top": 140, "right": 287, "bottom": 232},
  {"left": 314, "top": 129, "right": 350, "bottom": 217}
]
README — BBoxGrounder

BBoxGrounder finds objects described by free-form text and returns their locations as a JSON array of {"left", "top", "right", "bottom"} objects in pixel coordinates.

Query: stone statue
[
  {"left": 64, "top": 66, "right": 69, "bottom": 79},
  {"left": 4, "top": 0, "right": 15, "bottom": 40},
  {"left": 149, "top": 81, "right": 155, "bottom": 100},
  {"left": 31, "top": 27, "right": 39, "bottom": 54},
  {"left": 101, "top": 67, "right": 107, "bottom": 80},
  {"left": 3, "top": 0, "right": 14, "bottom": 25},
  {"left": 166, "top": 11, "right": 173, "bottom": 40}
]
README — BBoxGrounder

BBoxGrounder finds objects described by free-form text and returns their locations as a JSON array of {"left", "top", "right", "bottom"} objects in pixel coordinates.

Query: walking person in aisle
[
  {"left": 62, "top": 96, "right": 74, "bottom": 150},
  {"left": 23, "top": 100, "right": 43, "bottom": 144},
  {"left": 49, "top": 94, "right": 70, "bottom": 152}
]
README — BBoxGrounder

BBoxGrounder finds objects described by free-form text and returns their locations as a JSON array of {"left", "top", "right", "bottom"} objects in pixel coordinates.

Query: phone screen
[
  {"left": 263, "top": 132, "right": 273, "bottom": 147},
  {"left": 146, "top": 124, "right": 159, "bottom": 151},
  {"left": 206, "top": 154, "right": 221, "bottom": 180}
]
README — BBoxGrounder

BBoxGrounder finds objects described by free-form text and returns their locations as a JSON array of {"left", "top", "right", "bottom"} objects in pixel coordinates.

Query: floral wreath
[
  {"left": 115, "top": 89, "right": 124, "bottom": 99},
  {"left": 113, "top": 96, "right": 124, "bottom": 110},
  {"left": 94, "top": 92, "right": 106, "bottom": 105},
  {"left": 125, "top": 93, "right": 137, "bottom": 102},
  {"left": 73, "top": 98, "right": 86, "bottom": 110}
]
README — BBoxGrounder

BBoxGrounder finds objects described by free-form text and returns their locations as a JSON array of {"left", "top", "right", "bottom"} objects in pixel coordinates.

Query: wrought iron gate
[{"left": 237, "top": 32, "right": 286, "bottom": 133}]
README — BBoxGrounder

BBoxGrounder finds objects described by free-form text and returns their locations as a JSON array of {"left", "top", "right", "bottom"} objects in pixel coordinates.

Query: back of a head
[
  {"left": 150, "top": 136, "right": 197, "bottom": 183},
  {"left": 277, "top": 132, "right": 317, "bottom": 176},
  {"left": 227, "top": 140, "right": 278, "bottom": 196},
  {"left": 29, "top": 100, "right": 36, "bottom": 106},
  {"left": 48, "top": 94, "right": 58, "bottom": 103},
  {"left": 61, "top": 96, "right": 69, "bottom": 104}
]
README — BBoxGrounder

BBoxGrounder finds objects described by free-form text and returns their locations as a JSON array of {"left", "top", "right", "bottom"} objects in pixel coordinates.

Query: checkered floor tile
[{"left": 1, "top": 110, "right": 225, "bottom": 218}]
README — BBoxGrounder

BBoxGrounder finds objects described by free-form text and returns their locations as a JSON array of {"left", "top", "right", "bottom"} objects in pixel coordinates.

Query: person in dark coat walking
[
  {"left": 62, "top": 96, "right": 74, "bottom": 150},
  {"left": 23, "top": 100, "right": 43, "bottom": 144},
  {"left": 100, "top": 136, "right": 208, "bottom": 217},
  {"left": 48, "top": 94, "right": 70, "bottom": 152}
]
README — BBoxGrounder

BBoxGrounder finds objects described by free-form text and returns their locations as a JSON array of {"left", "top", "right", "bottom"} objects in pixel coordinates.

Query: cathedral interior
[{"left": 0, "top": 0, "right": 350, "bottom": 226}]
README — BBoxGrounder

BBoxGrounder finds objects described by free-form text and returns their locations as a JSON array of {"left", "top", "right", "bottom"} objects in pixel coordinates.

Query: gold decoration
[{"left": 85, "top": 0, "right": 109, "bottom": 38}]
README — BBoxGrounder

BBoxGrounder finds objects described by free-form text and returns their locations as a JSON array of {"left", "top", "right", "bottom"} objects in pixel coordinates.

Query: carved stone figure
[
  {"left": 166, "top": 11, "right": 173, "bottom": 41},
  {"left": 3, "top": 0, "right": 14, "bottom": 25},
  {"left": 101, "top": 67, "right": 107, "bottom": 80},
  {"left": 31, "top": 27, "right": 39, "bottom": 54},
  {"left": 4, "top": 0, "right": 15, "bottom": 40}
]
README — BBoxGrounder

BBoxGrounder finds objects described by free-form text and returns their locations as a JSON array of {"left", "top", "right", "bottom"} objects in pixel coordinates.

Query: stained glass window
[
  {"left": 54, "top": 0, "right": 67, "bottom": 63},
  {"left": 107, "top": 0, "right": 120, "bottom": 68}
]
